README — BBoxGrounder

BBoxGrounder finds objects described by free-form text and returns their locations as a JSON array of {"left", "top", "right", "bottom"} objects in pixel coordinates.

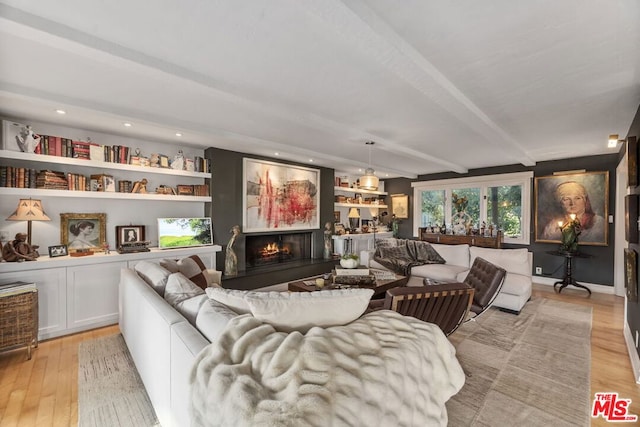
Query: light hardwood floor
[{"left": 0, "top": 284, "right": 637, "bottom": 426}]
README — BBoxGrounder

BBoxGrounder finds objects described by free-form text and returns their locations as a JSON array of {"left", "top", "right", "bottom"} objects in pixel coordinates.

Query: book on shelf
[{"left": 36, "top": 170, "right": 68, "bottom": 190}]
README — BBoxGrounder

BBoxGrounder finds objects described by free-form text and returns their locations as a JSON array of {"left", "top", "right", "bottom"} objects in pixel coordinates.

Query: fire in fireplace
[{"left": 246, "top": 232, "right": 311, "bottom": 268}]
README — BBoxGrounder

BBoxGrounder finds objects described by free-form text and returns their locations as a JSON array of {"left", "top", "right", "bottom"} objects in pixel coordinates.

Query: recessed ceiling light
[
  {"left": 55, "top": 109, "right": 66, "bottom": 115},
  {"left": 175, "top": 132, "right": 182, "bottom": 137},
  {"left": 274, "top": 152, "right": 280, "bottom": 156},
  {"left": 123, "top": 122, "right": 132, "bottom": 127},
  {"left": 309, "top": 159, "right": 313, "bottom": 162}
]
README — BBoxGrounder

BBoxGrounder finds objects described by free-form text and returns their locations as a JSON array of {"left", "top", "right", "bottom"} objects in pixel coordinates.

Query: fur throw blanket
[
  {"left": 374, "top": 239, "right": 445, "bottom": 276},
  {"left": 189, "top": 310, "right": 464, "bottom": 427}
]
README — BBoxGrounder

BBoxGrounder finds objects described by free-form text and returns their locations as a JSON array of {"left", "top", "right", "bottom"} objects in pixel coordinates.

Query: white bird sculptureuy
[{"left": 16, "top": 125, "right": 41, "bottom": 153}]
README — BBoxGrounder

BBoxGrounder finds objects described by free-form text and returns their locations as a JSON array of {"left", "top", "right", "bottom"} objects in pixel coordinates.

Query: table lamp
[
  {"left": 348, "top": 207, "right": 360, "bottom": 231},
  {"left": 6, "top": 198, "right": 51, "bottom": 246}
]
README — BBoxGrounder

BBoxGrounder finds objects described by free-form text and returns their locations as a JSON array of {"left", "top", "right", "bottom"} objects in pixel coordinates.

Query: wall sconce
[
  {"left": 609, "top": 134, "right": 623, "bottom": 148},
  {"left": 6, "top": 198, "right": 51, "bottom": 246}
]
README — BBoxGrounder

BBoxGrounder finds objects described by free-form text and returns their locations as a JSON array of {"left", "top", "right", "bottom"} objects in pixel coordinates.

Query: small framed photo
[
  {"left": 334, "top": 211, "right": 341, "bottom": 223},
  {"left": 334, "top": 223, "right": 345, "bottom": 235},
  {"left": 159, "top": 154, "right": 170, "bottom": 168},
  {"left": 116, "top": 225, "right": 146, "bottom": 247},
  {"left": 48, "top": 244, "right": 68, "bottom": 258}
]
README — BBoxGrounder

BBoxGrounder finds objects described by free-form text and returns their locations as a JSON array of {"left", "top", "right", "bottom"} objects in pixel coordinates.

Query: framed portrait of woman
[
  {"left": 534, "top": 171, "right": 608, "bottom": 246},
  {"left": 60, "top": 213, "right": 107, "bottom": 253}
]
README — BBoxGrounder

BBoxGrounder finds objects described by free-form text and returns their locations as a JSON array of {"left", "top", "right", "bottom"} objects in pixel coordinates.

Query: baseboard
[
  {"left": 533, "top": 276, "right": 614, "bottom": 295},
  {"left": 624, "top": 322, "right": 640, "bottom": 384}
]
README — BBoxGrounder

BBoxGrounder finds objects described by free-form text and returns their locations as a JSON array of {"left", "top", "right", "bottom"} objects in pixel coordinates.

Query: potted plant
[{"left": 340, "top": 252, "right": 359, "bottom": 269}]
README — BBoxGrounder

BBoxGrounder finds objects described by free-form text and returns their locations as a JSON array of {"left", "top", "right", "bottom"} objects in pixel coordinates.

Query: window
[{"left": 412, "top": 172, "right": 533, "bottom": 245}]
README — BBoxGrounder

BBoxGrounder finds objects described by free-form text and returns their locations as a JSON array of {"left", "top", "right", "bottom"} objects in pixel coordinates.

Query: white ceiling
[{"left": 0, "top": 0, "right": 638, "bottom": 178}]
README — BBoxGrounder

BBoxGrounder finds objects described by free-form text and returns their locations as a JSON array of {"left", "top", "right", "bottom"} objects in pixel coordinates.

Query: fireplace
[{"left": 245, "top": 232, "right": 312, "bottom": 268}]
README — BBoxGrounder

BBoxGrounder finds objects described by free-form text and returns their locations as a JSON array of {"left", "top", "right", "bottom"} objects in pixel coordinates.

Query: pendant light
[{"left": 358, "top": 141, "right": 379, "bottom": 191}]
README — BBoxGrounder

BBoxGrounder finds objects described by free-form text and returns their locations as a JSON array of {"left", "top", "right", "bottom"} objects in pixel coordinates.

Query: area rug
[
  {"left": 446, "top": 297, "right": 592, "bottom": 427},
  {"left": 78, "top": 334, "right": 160, "bottom": 427}
]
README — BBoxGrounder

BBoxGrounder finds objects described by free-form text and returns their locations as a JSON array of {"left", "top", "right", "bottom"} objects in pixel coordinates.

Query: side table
[
  {"left": 547, "top": 251, "right": 592, "bottom": 295},
  {"left": 0, "top": 287, "right": 39, "bottom": 360}
]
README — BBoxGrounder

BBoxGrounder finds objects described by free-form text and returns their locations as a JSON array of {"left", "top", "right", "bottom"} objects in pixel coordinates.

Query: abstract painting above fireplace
[{"left": 243, "top": 158, "right": 320, "bottom": 232}]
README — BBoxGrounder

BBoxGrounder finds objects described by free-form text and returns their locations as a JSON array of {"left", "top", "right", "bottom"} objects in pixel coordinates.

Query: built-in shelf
[
  {"left": 0, "top": 150, "right": 209, "bottom": 178},
  {"left": 0, "top": 186, "right": 210, "bottom": 202},
  {"left": 334, "top": 202, "right": 388, "bottom": 209},
  {"left": 333, "top": 186, "right": 387, "bottom": 196}
]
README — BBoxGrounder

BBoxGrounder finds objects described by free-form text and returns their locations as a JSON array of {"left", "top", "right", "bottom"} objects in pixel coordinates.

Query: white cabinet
[
  {"left": 0, "top": 268, "right": 67, "bottom": 339},
  {"left": 67, "top": 261, "right": 124, "bottom": 333},
  {"left": 0, "top": 245, "right": 222, "bottom": 340}
]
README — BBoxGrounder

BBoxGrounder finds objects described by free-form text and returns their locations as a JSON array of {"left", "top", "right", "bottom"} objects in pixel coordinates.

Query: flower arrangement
[
  {"left": 452, "top": 193, "right": 468, "bottom": 212},
  {"left": 341, "top": 252, "right": 359, "bottom": 260}
]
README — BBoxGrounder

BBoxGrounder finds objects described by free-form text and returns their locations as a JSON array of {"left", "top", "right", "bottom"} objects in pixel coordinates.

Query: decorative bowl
[{"left": 340, "top": 257, "right": 359, "bottom": 269}]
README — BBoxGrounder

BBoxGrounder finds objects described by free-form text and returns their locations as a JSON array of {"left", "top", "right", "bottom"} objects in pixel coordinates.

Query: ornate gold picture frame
[
  {"left": 534, "top": 171, "right": 608, "bottom": 246},
  {"left": 60, "top": 213, "right": 107, "bottom": 253}
]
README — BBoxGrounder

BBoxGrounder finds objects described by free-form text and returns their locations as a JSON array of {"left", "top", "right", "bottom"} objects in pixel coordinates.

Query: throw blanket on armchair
[
  {"left": 374, "top": 239, "right": 445, "bottom": 276},
  {"left": 190, "top": 310, "right": 464, "bottom": 427}
]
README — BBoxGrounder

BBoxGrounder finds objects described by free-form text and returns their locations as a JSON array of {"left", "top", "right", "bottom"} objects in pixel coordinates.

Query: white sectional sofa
[
  {"left": 361, "top": 241, "right": 533, "bottom": 313},
  {"left": 119, "top": 258, "right": 467, "bottom": 426}
]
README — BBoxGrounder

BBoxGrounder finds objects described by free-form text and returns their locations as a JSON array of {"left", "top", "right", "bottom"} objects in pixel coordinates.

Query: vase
[
  {"left": 452, "top": 211, "right": 470, "bottom": 235},
  {"left": 340, "top": 258, "right": 359, "bottom": 269}
]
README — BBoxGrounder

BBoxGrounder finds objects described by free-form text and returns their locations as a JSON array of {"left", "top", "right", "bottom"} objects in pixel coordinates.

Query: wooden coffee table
[{"left": 288, "top": 270, "right": 408, "bottom": 299}]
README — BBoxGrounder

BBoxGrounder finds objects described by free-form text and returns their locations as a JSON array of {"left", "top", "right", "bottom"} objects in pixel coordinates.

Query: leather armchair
[
  {"left": 368, "top": 282, "right": 474, "bottom": 336},
  {"left": 464, "top": 256, "right": 507, "bottom": 317}
]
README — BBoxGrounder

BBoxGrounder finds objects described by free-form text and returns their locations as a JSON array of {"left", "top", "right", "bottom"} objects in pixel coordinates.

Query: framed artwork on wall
[
  {"left": 391, "top": 194, "right": 409, "bottom": 219},
  {"left": 628, "top": 136, "right": 638, "bottom": 188},
  {"left": 626, "top": 194, "right": 639, "bottom": 244},
  {"left": 60, "top": 213, "right": 107, "bottom": 253},
  {"left": 242, "top": 158, "right": 320, "bottom": 232},
  {"left": 534, "top": 171, "right": 609, "bottom": 246},
  {"left": 625, "top": 248, "right": 638, "bottom": 303}
]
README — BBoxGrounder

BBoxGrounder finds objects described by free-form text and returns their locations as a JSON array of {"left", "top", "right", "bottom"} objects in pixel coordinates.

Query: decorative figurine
[
  {"left": 171, "top": 150, "right": 185, "bottom": 170},
  {"left": 323, "top": 221, "right": 333, "bottom": 260},
  {"left": 2, "top": 233, "right": 39, "bottom": 262},
  {"left": 224, "top": 225, "right": 241, "bottom": 276},
  {"left": 16, "top": 125, "right": 41, "bottom": 153}
]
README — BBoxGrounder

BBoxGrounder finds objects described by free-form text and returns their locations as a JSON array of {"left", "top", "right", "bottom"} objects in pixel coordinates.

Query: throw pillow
[
  {"left": 379, "top": 245, "right": 412, "bottom": 260},
  {"left": 413, "top": 241, "right": 446, "bottom": 264},
  {"left": 196, "top": 299, "right": 240, "bottom": 342},
  {"left": 244, "top": 288, "right": 374, "bottom": 333},
  {"left": 374, "top": 237, "right": 399, "bottom": 257},
  {"left": 134, "top": 261, "right": 172, "bottom": 296},
  {"left": 164, "top": 272, "right": 205, "bottom": 309},
  {"left": 160, "top": 255, "right": 209, "bottom": 289},
  {"left": 205, "top": 287, "right": 252, "bottom": 314}
]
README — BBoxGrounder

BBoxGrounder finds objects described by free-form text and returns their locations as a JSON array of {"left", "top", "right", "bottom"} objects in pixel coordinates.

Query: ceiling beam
[{"left": 330, "top": 0, "right": 536, "bottom": 167}]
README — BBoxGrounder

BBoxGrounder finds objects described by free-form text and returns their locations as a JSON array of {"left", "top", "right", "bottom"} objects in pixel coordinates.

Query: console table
[
  {"left": 547, "top": 250, "right": 592, "bottom": 295},
  {"left": 419, "top": 228, "right": 503, "bottom": 248}
]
